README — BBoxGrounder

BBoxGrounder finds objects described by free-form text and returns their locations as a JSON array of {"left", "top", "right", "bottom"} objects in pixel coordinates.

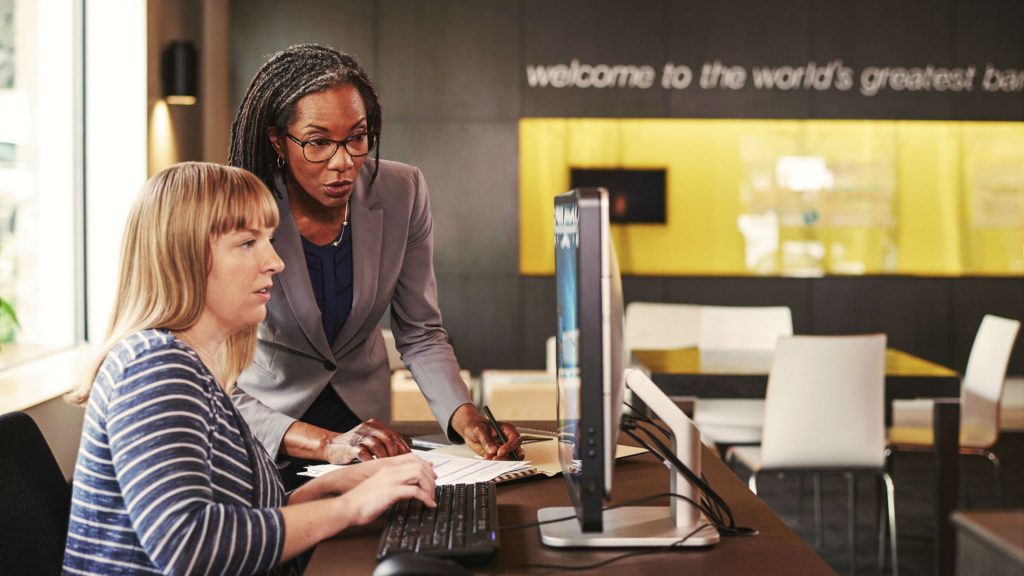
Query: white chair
[
  {"left": 697, "top": 305, "right": 793, "bottom": 351},
  {"left": 480, "top": 370, "right": 556, "bottom": 421},
  {"left": 729, "top": 334, "right": 895, "bottom": 576},
  {"left": 621, "top": 302, "right": 701, "bottom": 418},
  {"left": 624, "top": 302, "right": 701, "bottom": 354},
  {"left": 1001, "top": 376, "right": 1024, "bottom": 432},
  {"left": 693, "top": 305, "right": 794, "bottom": 446},
  {"left": 889, "top": 315, "right": 1020, "bottom": 504}
]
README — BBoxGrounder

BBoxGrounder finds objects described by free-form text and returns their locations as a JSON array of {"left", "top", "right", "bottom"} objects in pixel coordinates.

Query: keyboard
[{"left": 376, "top": 482, "right": 500, "bottom": 563}]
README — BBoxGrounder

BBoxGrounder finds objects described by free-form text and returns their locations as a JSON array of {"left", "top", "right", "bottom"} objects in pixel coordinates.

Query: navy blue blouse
[{"left": 301, "top": 222, "right": 354, "bottom": 346}]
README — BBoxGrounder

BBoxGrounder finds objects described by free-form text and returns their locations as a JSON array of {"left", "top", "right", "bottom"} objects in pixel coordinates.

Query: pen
[{"left": 482, "top": 405, "right": 520, "bottom": 461}]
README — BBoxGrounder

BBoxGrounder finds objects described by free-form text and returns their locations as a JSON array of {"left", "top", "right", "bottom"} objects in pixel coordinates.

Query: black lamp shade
[{"left": 162, "top": 41, "right": 198, "bottom": 105}]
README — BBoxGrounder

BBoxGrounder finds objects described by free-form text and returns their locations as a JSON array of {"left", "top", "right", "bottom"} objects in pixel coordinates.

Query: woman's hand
[
  {"left": 280, "top": 453, "right": 436, "bottom": 560},
  {"left": 336, "top": 453, "right": 437, "bottom": 527},
  {"left": 449, "top": 403, "right": 524, "bottom": 460},
  {"left": 323, "top": 417, "right": 411, "bottom": 464}
]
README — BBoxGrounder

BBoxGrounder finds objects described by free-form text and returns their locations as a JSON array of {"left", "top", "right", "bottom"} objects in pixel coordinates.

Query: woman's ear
[{"left": 267, "top": 128, "right": 284, "bottom": 159}]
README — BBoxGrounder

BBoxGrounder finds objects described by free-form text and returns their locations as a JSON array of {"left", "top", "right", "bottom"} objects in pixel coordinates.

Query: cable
[
  {"left": 626, "top": 423, "right": 733, "bottom": 525},
  {"left": 623, "top": 400, "right": 672, "bottom": 437},
  {"left": 622, "top": 417, "right": 757, "bottom": 536},
  {"left": 619, "top": 426, "right": 726, "bottom": 527},
  {"left": 486, "top": 522, "right": 713, "bottom": 576}
]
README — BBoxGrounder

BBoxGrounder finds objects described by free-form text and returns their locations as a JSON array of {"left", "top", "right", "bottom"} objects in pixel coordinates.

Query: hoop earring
[{"left": 276, "top": 156, "right": 286, "bottom": 169}]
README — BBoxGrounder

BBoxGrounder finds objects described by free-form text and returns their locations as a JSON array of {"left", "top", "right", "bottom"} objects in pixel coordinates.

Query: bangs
[{"left": 211, "top": 169, "right": 280, "bottom": 235}]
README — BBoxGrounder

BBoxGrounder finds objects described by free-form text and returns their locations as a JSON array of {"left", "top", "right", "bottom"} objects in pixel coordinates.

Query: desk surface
[
  {"left": 633, "top": 347, "right": 958, "bottom": 378},
  {"left": 306, "top": 422, "right": 833, "bottom": 576}
]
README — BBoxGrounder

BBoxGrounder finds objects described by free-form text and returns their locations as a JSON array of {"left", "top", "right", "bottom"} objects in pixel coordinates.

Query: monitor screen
[
  {"left": 554, "top": 187, "right": 626, "bottom": 532},
  {"left": 569, "top": 168, "right": 667, "bottom": 224}
]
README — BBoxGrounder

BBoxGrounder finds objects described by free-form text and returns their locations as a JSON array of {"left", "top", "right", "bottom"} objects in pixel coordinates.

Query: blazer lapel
[
  {"left": 333, "top": 164, "right": 382, "bottom": 354},
  {"left": 273, "top": 176, "right": 334, "bottom": 361}
]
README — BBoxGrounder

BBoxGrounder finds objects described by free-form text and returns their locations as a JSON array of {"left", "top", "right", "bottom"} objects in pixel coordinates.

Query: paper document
[
  {"left": 299, "top": 449, "right": 534, "bottom": 485},
  {"left": 430, "top": 437, "right": 647, "bottom": 477}
]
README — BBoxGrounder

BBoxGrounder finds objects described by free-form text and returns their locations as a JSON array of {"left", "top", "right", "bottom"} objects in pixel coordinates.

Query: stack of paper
[
  {"left": 300, "top": 449, "right": 534, "bottom": 485},
  {"left": 429, "top": 436, "right": 647, "bottom": 477}
]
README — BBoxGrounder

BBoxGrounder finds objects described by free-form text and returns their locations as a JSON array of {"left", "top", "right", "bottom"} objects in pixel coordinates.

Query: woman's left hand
[{"left": 449, "top": 403, "right": 524, "bottom": 460}]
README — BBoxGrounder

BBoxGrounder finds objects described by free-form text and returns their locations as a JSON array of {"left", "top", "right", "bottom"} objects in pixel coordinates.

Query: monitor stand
[{"left": 538, "top": 368, "right": 720, "bottom": 548}]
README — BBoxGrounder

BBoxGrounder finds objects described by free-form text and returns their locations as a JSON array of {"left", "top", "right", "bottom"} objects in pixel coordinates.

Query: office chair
[
  {"left": 888, "top": 314, "right": 1020, "bottom": 505},
  {"left": 624, "top": 302, "right": 702, "bottom": 353},
  {"left": 694, "top": 305, "right": 794, "bottom": 446},
  {"left": 0, "top": 411, "right": 73, "bottom": 576},
  {"left": 728, "top": 334, "right": 896, "bottom": 576}
]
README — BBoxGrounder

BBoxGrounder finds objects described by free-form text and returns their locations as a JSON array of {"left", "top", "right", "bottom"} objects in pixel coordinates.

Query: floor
[{"left": 727, "top": 432, "right": 1024, "bottom": 575}]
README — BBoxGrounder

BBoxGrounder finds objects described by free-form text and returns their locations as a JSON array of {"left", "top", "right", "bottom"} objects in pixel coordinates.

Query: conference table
[
  {"left": 632, "top": 347, "right": 960, "bottom": 425},
  {"left": 306, "top": 421, "right": 834, "bottom": 576}
]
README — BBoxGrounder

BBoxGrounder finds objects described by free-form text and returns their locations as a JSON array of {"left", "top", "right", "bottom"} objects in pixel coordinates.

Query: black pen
[{"left": 482, "top": 405, "right": 520, "bottom": 461}]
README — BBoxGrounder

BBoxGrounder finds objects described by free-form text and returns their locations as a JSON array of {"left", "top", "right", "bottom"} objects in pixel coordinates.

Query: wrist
[
  {"left": 448, "top": 403, "right": 477, "bottom": 441},
  {"left": 318, "top": 430, "right": 341, "bottom": 462},
  {"left": 332, "top": 492, "right": 360, "bottom": 529}
]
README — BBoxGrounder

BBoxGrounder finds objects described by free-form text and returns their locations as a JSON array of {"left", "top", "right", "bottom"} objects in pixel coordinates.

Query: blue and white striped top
[{"left": 63, "top": 330, "right": 288, "bottom": 575}]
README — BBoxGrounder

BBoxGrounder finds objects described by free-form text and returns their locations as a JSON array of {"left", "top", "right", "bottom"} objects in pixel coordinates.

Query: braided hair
[{"left": 229, "top": 44, "right": 382, "bottom": 195}]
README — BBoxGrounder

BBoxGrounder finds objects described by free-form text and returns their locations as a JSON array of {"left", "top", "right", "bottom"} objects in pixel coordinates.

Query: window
[{"left": 0, "top": 0, "right": 80, "bottom": 368}]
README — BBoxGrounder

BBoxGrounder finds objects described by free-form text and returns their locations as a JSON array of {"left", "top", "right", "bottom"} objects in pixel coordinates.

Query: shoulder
[
  {"left": 372, "top": 158, "right": 422, "bottom": 181},
  {"left": 365, "top": 159, "right": 426, "bottom": 197},
  {"left": 98, "top": 329, "right": 209, "bottom": 400}
]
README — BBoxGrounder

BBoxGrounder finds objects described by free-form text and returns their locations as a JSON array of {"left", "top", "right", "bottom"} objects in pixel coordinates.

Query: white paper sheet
[{"left": 299, "top": 449, "right": 534, "bottom": 485}]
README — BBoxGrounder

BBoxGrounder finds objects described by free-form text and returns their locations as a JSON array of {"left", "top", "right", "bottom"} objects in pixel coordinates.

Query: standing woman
[
  {"left": 63, "top": 163, "right": 436, "bottom": 575},
  {"left": 229, "top": 44, "right": 520, "bottom": 487}
]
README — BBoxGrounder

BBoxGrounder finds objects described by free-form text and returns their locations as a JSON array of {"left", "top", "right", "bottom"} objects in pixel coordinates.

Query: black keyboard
[{"left": 376, "top": 482, "right": 500, "bottom": 563}]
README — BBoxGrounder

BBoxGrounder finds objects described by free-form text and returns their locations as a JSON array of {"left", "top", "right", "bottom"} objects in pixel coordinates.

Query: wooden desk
[
  {"left": 633, "top": 347, "right": 960, "bottom": 425},
  {"left": 306, "top": 422, "right": 833, "bottom": 575}
]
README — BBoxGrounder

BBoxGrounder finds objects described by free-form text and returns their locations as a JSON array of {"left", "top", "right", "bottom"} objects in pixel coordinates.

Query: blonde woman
[{"left": 63, "top": 162, "right": 435, "bottom": 575}]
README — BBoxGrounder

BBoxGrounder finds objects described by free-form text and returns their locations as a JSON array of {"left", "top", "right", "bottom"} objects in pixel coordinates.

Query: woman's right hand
[
  {"left": 323, "top": 417, "right": 411, "bottom": 464},
  {"left": 279, "top": 453, "right": 436, "bottom": 562},
  {"left": 336, "top": 453, "right": 437, "bottom": 526}
]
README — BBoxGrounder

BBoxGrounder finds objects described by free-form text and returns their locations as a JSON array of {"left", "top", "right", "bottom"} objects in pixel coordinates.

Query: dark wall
[{"left": 230, "top": 0, "right": 1024, "bottom": 376}]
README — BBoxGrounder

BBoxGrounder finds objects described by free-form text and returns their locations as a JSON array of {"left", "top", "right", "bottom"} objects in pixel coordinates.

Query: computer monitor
[
  {"left": 551, "top": 187, "right": 625, "bottom": 532},
  {"left": 540, "top": 187, "right": 720, "bottom": 548}
]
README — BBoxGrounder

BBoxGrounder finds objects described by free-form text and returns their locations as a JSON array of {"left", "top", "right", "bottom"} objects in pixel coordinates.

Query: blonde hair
[{"left": 67, "top": 162, "right": 280, "bottom": 404}]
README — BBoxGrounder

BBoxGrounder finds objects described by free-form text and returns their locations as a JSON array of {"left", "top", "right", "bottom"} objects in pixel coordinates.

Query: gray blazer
[{"left": 234, "top": 159, "right": 472, "bottom": 460}]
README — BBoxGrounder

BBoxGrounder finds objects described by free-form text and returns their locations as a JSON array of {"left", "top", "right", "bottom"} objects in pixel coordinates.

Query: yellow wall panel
[{"left": 520, "top": 118, "right": 1024, "bottom": 277}]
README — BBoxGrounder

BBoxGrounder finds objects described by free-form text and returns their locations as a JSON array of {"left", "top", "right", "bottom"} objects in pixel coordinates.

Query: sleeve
[
  {"left": 388, "top": 168, "right": 474, "bottom": 439},
  {"left": 232, "top": 384, "right": 297, "bottom": 463},
  {"left": 105, "top": 349, "right": 285, "bottom": 576}
]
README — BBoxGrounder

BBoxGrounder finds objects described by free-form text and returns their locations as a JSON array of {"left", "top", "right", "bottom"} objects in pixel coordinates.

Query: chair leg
[
  {"left": 847, "top": 472, "right": 857, "bottom": 576},
  {"left": 984, "top": 450, "right": 1004, "bottom": 506},
  {"left": 883, "top": 472, "right": 898, "bottom": 576},
  {"left": 814, "top": 473, "right": 824, "bottom": 549},
  {"left": 877, "top": 475, "right": 885, "bottom": 572}
]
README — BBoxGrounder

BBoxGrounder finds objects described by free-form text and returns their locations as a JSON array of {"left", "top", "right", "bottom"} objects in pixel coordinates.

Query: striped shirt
[{"left": 63, "top": 330, "right": 287, "bottom": 575}]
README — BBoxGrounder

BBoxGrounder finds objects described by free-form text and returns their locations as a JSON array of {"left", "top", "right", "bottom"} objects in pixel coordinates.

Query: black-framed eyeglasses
[{"left": 285, "top": 132, "right": 374, "bottom": 163}]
